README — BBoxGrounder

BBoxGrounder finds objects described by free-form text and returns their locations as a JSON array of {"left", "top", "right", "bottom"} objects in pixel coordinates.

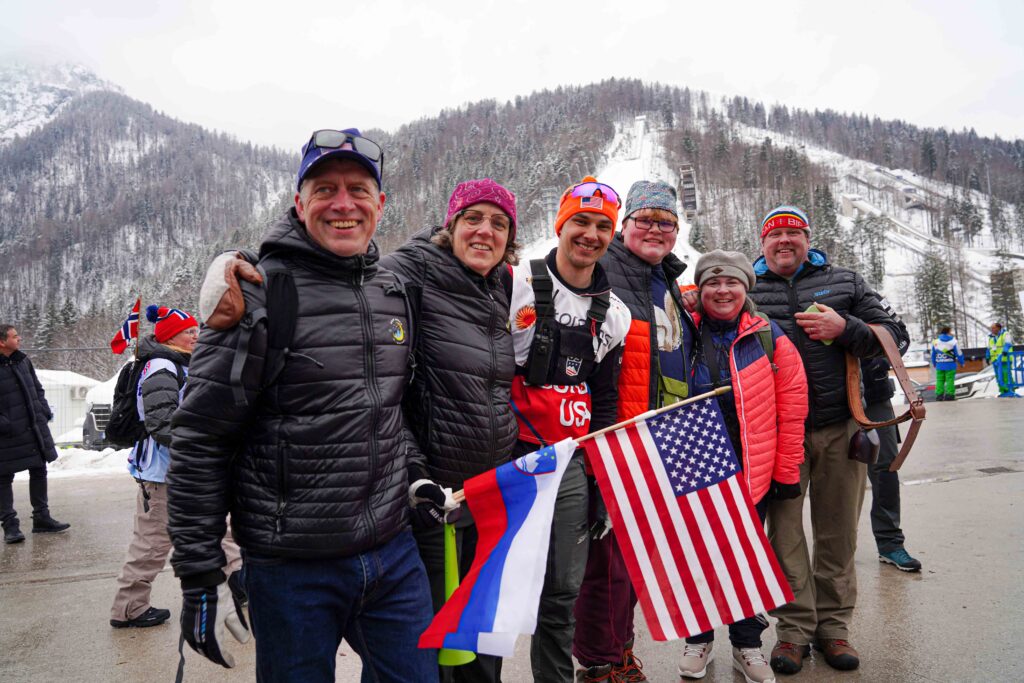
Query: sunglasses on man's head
[
  {"left": 567, "top": 181, "right": 621, "bottom": 206},
  {"left": 308, "top": 130, "right": 383, "bottom": 162}
]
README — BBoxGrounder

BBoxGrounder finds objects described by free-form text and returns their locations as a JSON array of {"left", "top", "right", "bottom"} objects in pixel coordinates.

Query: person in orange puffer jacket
[{"left": 677, "top": 250, "right": 807, "bottom": 683}]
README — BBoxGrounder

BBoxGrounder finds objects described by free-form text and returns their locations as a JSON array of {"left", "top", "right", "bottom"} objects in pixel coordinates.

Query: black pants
[
  {"left": 686, "top": 498, "right": 769, "bottom": 648},
  {"left": 513, "top": 440, "right": 590, "bottom": 683},
  {"left": 414, "top": 522, "right": 503, "bottom": 683},
  {"left": 0, "top": 466, "right": 49, "bottom": 527},
  {"left": 864, "top": 400, "right": 905, "bottom": 554}
]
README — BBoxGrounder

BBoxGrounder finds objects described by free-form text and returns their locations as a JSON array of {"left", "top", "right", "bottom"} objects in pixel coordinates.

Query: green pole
[{"left": 437, "top": 522, "right": 476, "bottom": 667}]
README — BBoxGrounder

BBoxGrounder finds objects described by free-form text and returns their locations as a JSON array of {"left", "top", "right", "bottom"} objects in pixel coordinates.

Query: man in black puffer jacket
[
  {"left": 167, "top": 129, "right": 436, "bottom": 683},
  {"left": 0, "top": 324, "right": 71, "bottom": 544},
  {"left": 749, "top": 206, "right": 909, "bottom": 676}
]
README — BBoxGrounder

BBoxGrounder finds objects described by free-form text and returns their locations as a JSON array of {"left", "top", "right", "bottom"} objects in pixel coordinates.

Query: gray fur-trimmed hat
[
  {"left": 623, "top": 180, "right": 677, "bottom": 220},
  {"left": 694, "top": 250, "right": 756, "bottom": 290}
]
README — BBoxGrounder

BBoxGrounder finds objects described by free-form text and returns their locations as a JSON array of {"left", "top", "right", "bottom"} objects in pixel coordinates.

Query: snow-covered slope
[
  {"left": 519, "top": 116, "right": 1011, "bottom": 347},
  {"left": 521, "top": 115, "right": 700, "bottom": 281},
  {"left": 0, "top": 61, "right": 120, "bottom": 144}
]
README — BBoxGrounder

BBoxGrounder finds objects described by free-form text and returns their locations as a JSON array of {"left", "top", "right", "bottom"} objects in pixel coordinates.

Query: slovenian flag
[{"left": 418, "top": 439, "right": 576, "bottom": 656}]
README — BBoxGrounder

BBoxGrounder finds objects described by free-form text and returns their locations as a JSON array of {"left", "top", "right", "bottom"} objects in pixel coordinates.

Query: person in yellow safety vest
[{"left": 986, "top": 322, "right": 1017, "bottom": 398}]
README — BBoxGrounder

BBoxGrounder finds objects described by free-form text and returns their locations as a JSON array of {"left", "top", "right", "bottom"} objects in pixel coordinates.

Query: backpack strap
[
  {"left": 586, "top": 291, "right": 610, "bottom": 338},
  {"left": 525, "top": 259, "right": 557, "bottom": 386},
  {"left": 230, "top": 260, "right": 299, "bottom": 406},
  {"left": 753, "top": 312, "right": 777, "bottom": 372}
]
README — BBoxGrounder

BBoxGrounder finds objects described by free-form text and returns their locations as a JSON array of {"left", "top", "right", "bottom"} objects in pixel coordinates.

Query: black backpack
[{"left": 105, "top": 357, "right": 184, "bottom": 447}]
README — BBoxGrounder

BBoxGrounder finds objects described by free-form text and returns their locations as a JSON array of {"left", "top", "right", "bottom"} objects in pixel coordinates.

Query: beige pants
[
  {"left": 110, "top": 482, "right": 241, "bottom": 621},
  {"left": 767, "top": 418, "right": 866, "bottom": 644}
]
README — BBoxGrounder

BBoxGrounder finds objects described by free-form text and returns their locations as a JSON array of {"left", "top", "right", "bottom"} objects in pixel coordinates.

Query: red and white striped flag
[
  {"left": 584, "top": 397, "right": 793, "bottom": 641},
  {"left": 110, "top": 297, "right": 140, "bottom": 355}
]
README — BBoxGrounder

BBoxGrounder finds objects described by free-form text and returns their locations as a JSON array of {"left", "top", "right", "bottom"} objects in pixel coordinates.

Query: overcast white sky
[{"left": 3, "top": 0, "right": 1021, "bottom": 152}]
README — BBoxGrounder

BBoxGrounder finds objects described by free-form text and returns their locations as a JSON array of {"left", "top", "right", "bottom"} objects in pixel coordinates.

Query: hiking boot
[
  {"left": 678, "top": 641, "right": 713, "bottom": 679},
  {"left": 813, "top": 638, "right": 860, "bottom": 671},
  {"left": 614, "top": 639, "right": 646, "bottom": 681},
  {"left": 110, "top": 606, "right": 171, "bottom": 629},
  {"left": 575, "top": 663, "right": 619, "bottom": 682},
  {"left": 733, "top": 646, "right": 775, "bottom": 683},
  {"left": 879, "top": 547, "right": 922, "bottom": 572},
  {"left": 31, "top": 514, "right": 70, "bottom": 534},
  {"left": 769, "top": 641, "right": 809, "bottom": 675},
  {"left": 3, "top": 520, "right": 25, "bottom": 544}
]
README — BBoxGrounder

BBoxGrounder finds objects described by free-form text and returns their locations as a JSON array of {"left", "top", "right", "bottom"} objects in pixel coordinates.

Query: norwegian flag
[
  {"left": 110, "top": 298, "right": 140, "bottom": 355},
  {"left": 584, "top": 397, "right": 793, "bottom": 641}
]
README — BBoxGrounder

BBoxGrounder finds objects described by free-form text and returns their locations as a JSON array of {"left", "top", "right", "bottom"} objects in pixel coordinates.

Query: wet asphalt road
[{"left": 1, "top": 398, "right": 1022, "bottom": 682}]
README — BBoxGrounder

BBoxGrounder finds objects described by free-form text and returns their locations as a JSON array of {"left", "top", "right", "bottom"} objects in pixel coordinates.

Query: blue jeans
[{"left": 244, "top": 529, "right": 438, "bottom": 683}]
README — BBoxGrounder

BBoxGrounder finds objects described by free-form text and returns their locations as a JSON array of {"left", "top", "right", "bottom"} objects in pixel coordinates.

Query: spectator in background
[
  {"left": 110, "top": 306, "right": 245, "bottom": 629},
  {"left": 986, "top": 322, "right": 1017, "bottom": 398},
  {"left": 0, "top": 324, "right": 71, "bottom": 545},
  {"left": 861, "top": 357, "right": 922, "bottom": 573},
  {"left": 930, "top": 326, "right": 964, "bottom": 401}
]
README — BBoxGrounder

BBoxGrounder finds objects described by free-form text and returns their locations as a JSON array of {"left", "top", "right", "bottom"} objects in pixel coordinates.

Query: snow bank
[{"left": 15, "top": 445, "right": 130, "bottom": 479}]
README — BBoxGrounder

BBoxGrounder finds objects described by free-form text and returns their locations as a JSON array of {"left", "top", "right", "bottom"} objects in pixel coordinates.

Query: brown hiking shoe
[
  {"left": 614, "top": 641, "right": 647, "bottom": 681},
  {"left": 813, "top": 638, "right": 860, "bottom": 671},
  {"left": 575, "top": 663, "right": 620, "bottom": 682},
  {"left": 769, "top": 641, "right": 809, "bottom": 675}
]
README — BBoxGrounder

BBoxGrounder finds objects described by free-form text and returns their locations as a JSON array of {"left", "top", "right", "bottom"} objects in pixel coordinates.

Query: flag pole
[
  {"left": 452, "top": 386, "right": 732, "bottom": 504},
  {"left": 436, "top": 522, "right": 476, "bottom": 666}
]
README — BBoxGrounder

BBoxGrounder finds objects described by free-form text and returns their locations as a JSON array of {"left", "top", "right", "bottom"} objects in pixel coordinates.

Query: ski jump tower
[{"left": 678, "top": 164, "right": 698, "bottom": 220}]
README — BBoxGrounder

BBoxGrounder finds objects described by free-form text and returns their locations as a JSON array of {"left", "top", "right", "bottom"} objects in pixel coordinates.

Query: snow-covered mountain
[
  {"left": 524, "top": 115, "right": 1020, "bottom": 348},
  {"left": 1, "top": 65, "right": 1021, "bottom": 378},
  {"left": 0, "top": 61, "right": 120, "bottom": 144}
]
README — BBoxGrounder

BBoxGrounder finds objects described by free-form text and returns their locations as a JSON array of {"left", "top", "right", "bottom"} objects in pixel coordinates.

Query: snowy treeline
[{"left": 2, "top": 72, "right": 1023, "bottom": 375}]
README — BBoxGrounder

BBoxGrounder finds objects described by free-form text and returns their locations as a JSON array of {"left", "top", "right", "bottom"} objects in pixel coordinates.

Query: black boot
[
  {"left": 32, "top": 514, "right": 70, "bottom": 533},
  {"left": 3, "top": 519, "right": 25, "bottom": 544}
]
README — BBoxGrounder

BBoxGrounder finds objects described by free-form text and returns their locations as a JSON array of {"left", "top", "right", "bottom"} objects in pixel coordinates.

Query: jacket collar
[
  {"left": 0, "top": 350, "right": 26, "bottom": 365},
  {"left": 753, "top": 248, "right": 829, "bottom": 280},
  {"left": 607, "top": 234, "right": 688, "bottom": 281}
]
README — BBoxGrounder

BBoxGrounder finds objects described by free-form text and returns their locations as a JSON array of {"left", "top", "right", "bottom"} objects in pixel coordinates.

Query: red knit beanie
[
  {"left": 554, "top": 176, "right": 621, "bottom": 236},
  {"left": 146, "top": 305, "right": 198, "bottom": 343}
]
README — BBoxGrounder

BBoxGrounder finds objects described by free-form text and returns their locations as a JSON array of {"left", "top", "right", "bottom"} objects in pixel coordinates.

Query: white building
[{"left": 35, "top": 370, "right": 100, "bottom": 443}]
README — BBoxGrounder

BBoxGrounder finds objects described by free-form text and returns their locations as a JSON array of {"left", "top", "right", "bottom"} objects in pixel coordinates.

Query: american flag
[
  {"left": 584, "top": 397, "right": 793, "bottom": 641},
  {"left": 110, "top": 298, "right": 140, "bottom": 355},
  {"left": 579, "top": 196, "right": 604, "bottom": 210}
]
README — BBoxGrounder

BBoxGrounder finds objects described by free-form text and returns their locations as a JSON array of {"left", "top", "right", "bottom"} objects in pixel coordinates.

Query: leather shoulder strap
[{"left": 846, "top": 323, "right": 926, "bottom": 471}]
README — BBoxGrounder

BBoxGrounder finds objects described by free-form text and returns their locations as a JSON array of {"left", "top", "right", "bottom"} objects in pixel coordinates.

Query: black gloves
[
  {"left": 408, "top": 479, "right": 459, "bottom": 528},
  {"left": 180, "top": 581, "right": 251, "bottom": 668},
  {"left": 768, "top": 479, "right": 802, "bottom": 501},
  {"left": 589, "top": 485, "right": 613, "bottom": 541}
]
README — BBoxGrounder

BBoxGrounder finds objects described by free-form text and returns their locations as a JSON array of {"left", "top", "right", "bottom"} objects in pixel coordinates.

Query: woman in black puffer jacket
[{"left": 381, "top": 179, "right": 519, "bottom": 683}]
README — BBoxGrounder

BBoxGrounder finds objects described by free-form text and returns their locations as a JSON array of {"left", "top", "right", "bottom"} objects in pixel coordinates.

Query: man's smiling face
[{"left": 762, "top": 227, "right": 810, "bottom": 278}]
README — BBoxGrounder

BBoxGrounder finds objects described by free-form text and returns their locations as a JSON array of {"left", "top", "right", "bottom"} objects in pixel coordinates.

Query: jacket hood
[
  {"left": 138, "top": 334, "right": 191, "bottom": 366},
  {"left": 608, "top": 234, "right": 688, "bottom": 281},
  {"left": 753, "top": 248, "right": 828, "bottom": 277},
  {"left": 259, "top": 208, "right": 381, "bottom": 277}
]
